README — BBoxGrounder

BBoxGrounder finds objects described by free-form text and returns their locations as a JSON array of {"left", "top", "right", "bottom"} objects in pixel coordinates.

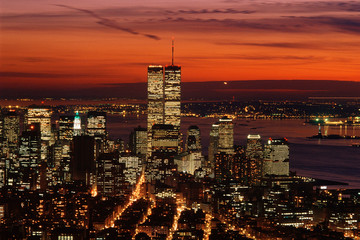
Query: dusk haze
[
  {"left": 1, "top": 1, "right": 360, "bottom": 240},
  {"left": 2, "top": 0, "right": 360, "bottom": 96}
]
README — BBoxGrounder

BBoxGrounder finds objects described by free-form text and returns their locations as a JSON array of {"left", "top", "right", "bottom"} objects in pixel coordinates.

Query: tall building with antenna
[
  {"left": 164, "top": 39, "right": 181, "bottom": 128},
  {"left": 146, "top": 40, "right": 182, "bottom": 181},
  {"left": 147, "top": 40, "right": 181, "bottom": 151}
]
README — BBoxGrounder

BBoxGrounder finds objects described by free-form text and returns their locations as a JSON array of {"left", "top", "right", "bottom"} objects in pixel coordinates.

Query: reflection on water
[{"left": 108, "top": 114, "right": 360, "bottom": 188}]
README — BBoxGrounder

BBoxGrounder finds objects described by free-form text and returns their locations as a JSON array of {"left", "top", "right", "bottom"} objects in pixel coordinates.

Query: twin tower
[{"left": 147, "top": 42, "right": 181, "bottom": 163}]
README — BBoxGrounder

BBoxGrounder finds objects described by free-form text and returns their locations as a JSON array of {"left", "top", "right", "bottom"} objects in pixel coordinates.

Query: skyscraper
[
  {"left": 129, "top": 126, "right": 147, "bottom": 156},
  {"left": 164, "top": 39, "right": 181, "bottom": 130},
  {"left": 209, "top": 117, "right": 234, "bottom": 171},
  {"left": 147, "top": 65, "right": 164, "bottom": 129},
  {"left": 27, "top": 107, "right": 52, "bottom": 161},
  {"left": 164, "top": 64, "right": 181, "bottom": 128},
  {"left": 73, "top": 111, "right": 82, "bottom": 136},
  {"left": 18, "top": 124, "right": 41, "bottom": 189},
  {"left": 97, "top": 153, "right": 125, "bottom": 196},
  {"left": 58, "top": 115, "right": 74, "bottom": 141},
  {"left": 218, "top": 117, "right": 234, "bottom": 154},
  {"left": 26, "top": 107, "right": 52, "bottom": 142},
  {"left": 71, "top": 135, "right": 95, "bottom": 185},
  {"left": 263, "top": 138, "right": 290, "bottom": 176},
  {"left": 185, "top": 125, "right": 202, "bottom": 153},
  {"left": 2, "top": 110, "right": 20, "bottom": 154},
  {"left": 147, "top": 65, "right": 164, "bottom": 158},
  {"left": 147, "top": 41, "right": 182, "bottom": 159},
  {"left": 245, "top": 134, "right": 263, "bottom": 186},
  {"left": 208, "top": 122, "right": 219, "bottom": 165},
  {"left": 147, "top": 124, "right": 179, "bottom": 182},
  {"left": 86, "top": 111, "right": 107, "bottom": 140}
]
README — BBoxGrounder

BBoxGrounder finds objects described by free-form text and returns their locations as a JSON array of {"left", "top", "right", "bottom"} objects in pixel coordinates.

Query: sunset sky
[{"left": 1, "top": 0, "right": 360, "bottom": 95}]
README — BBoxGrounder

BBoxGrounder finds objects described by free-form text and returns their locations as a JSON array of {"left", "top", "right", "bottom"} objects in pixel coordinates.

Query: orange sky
[{"left": 1, "top": 0, "right": 360, "bottom": 94}]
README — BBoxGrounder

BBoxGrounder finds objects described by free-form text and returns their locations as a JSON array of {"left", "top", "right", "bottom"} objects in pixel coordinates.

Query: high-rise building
[
  {"left": 58, "top": 115, "right": 74, "bottom": 141},
  {"left": 73, "top": 111, "right": 82, "bottom": 136},
  {"left": 263, "top": 138, "right": 289, "bottom": 176},
  {"left": 2, "top": 111, "right": 20, "bottom": 149},
  {"left": 185, "top": 125, "right": 202, "bottom": 153},
  {"left": 245, "top": 134, "right": 263, "bottom": 186},
  {"left": 0, "top": 114, "right": 3, "bottom": 141},
  {"left": 147, "top": 66, "right": 164, "bottom": 129},
  {"left": 1, "top": 111, "right": 20, "bottom": 167},
  {"left": 218, "top": 117, "right": 234, "bottom": 154},
  {"left": 51, "top": 139, "right": 71, "bottom": 184},
  {"left": 147, "top": 124, "right": 179, "bottom": 182},
  {"left": 18, "top": 124, "right": 41, "bottom": 189},
  {"left": 209, "top": 117, "right": 234, "bottom": 172},
  {"left": 97, "top": 153, "right": 125, "bottom": 196},
  {"left": 147, "top": 41, "right": 182, "bottom": 158},
  {"left": 175, "top": 152, "right": 202, "bottom": 175},
  {"left": 214, "top": 152, "right": 234, "bottom": 182},
  {"left": 119, "top": 153, "right": 142, "bottom": 185},
  {"left": 86, "top": 111, "right": 107, "bottom": 141},
  {"left": 71, "top": 135, "right": 95, "bottom": 185},
  {"left": 164, "top": 65, "right": 181, "bottom": 128},
  {"left": 146, "top": 42, "right": 182, "bottom": 182},
  {"left": 27, "top": 107, "right": 52, "bottom": 161},
  {"left": 26, "top": 107, "right": 52, "bottom": 142},
  {"left": 129, "top": 126, "right": 147, "bottom": 156},
  {"left": 208, "top": 123, "right": 219, "bottom": 165},
  {"left": 147, "top": 65, "right": 165, "bottom": 158}
]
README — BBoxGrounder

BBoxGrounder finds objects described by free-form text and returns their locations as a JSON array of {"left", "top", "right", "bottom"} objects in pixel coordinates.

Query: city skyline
[
  {"left": 1, "top": 1, "right": 360, "bottom": 238},
  {"left": 2, "top": 0, "right": 360, "bottom": 97}
]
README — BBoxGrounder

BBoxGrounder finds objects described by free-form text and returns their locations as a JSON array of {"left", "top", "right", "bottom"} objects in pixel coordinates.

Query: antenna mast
[{"left": 172, "top": 37, "right": 174, "bottom": 66}]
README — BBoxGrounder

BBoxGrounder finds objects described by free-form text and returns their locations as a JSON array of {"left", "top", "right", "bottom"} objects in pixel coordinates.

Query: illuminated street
[
  {"left": 167, "top": 198, "right": 186, "bottom": 240},
  {"left": 104, "top": 169, "right": 146, "bottom": 229},
  {"left": 203, "top": 213, "right": 213, "bottom": 240}
]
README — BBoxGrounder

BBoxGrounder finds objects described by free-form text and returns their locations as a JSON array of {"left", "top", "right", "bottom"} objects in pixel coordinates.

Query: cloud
[
  {"left": 281, "top": 15, "right": 360, "bottom": 34},
  {"left": 216, "top": 42, "right": 313, "bottom": 49},
  {"left": 54, "top": 4, "right": 161, "bottom": 40},
  {"left": 0, "top": 71, "right": 92, "bottom": 79},
  {"left": 166, "top": 8, "right": 256, "bottom": 15},
  {"left": 215, "top": 88, "right": 327, "bottom": 93}
]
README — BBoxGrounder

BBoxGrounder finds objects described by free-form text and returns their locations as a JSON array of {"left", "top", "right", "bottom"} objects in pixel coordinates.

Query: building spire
[{"left": 172, "top": 37, "right": 174, "bottom": 66}]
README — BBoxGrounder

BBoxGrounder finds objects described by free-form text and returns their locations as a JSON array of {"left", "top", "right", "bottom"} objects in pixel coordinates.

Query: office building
[
  {"left": 97, "top": 153, "right": 125, "bottom": 196},
  {"left": 147, "top": 124, "right": 179, "bottom": 182},
  {"left": 119, "top": 154, "right": 142, "bottom": 185},
  {"left": 208, "top": 123, "right": 219, "bottom": 166},
  {"left": 218, "top": 117, "right": 234, "bottom": 154},
  {"left": 129, "top": 126, "right": 147, "bottom": 156},
  {"left": 175, "top": 152, "right": 202, "bottom": 175},
  {"left": 58, "top": 115, "right": 74, "bottom": 141},
  {"left": 71, "top": 135, "right": 95, "bottom": 185},
  {"left": 27, "top": 107, "right": 52, "bottom": 161},
  {"left": 147, "top": 42, "right": 182, "bottom": 160},
  {"left": 245, "top": 134, "right": 263, "bottom": 186},
  {"left": 87, "top": 111, "right": 107, "bottom": 140},
  {"left": 164, "top": 65, "right": 181, "bottom": 128},
  {"left": 185, "top": 125, "right": 202, "bottom": 153},
  {"left": 0, "top": 156, "right": 5, "bottom": 188},
  {"left": 18, "top": 124, "right": 41, "bottom": 189},
  {"left": 73, "top": 111, "right": 82, "bottom": 136},
  {"left": 87, "top": 111, "right": 106, "bottom": 140},
  {"left": 2, "top": 111, "right": 20, "bottom": 151},
  {"left": 147, "top": 65, "right": 165, "bottom": 159},
  {"left": 263, "top": 138, "right": 290, "bottom": 176},
  {"left": 209, "top": 117, "right": 234, "bottom": 173},
  {"left": 26, "top": 107, "right": 52, "bottom": 142}
]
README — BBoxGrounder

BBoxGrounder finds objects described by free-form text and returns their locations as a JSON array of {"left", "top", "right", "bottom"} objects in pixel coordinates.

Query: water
[{"left": 107, "top": 114, "right": 360, "bottom": 188}]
